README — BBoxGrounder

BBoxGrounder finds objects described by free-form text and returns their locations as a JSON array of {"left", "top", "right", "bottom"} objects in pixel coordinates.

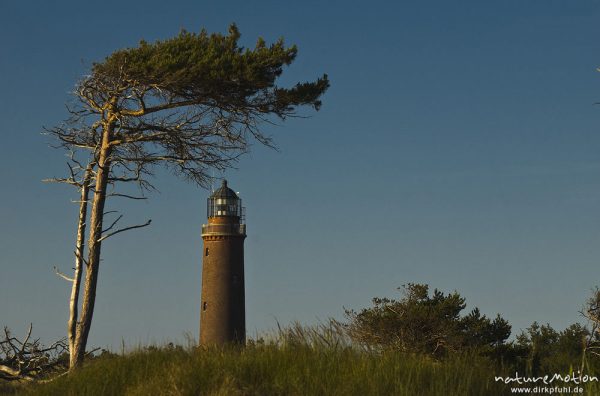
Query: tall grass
[{"left": 13, "top": 322, "right": 600, "bottom": 395}]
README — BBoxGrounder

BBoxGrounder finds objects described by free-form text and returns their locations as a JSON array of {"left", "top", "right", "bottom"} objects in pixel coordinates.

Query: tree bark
[
  {"left": 68, "top": 162, "right": 93, "bottom": 369},
  {"left": 70, "top": 121, "right": 113, "bottom": 370}
]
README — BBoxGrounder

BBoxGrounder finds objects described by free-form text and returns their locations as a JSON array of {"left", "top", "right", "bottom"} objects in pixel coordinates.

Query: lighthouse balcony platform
[{"left": 201, "top": 223, "right": 246, "bottom": 236}]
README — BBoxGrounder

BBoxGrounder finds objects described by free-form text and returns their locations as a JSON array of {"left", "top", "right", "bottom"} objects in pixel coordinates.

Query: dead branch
[
  {"left": 97, "top": 219, "right": 152, "bottom": 242},
  {"left": 101, "top": 214, "right": 123, "bottom": 234},
  {"left": 0, "top": 325, "right": 68, "bottom": 382},
  {"left": 107, "top": 193, "right": 147, "bottom": 200},
  {"left": 85, "top": 347, "right": 101, "bottom": 357},
  {"left": 53, "top": 266, "right": 75, "bottom": 282}
]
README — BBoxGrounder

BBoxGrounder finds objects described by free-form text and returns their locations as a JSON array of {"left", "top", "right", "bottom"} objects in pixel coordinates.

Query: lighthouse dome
[
  {"left": 210, "top": 180, "right": 239, "bottom": 200},
  {"left": 207, "top": 180, "right": 242, "bottom": 218}
]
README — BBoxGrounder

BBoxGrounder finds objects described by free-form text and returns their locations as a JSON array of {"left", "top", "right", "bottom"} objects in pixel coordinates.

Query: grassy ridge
[
  {"left": 18, "top": 345, "right": 508, "bottom": 396},
  {"left": 8, "top": 322, "right": 600, "bottom": 395}
]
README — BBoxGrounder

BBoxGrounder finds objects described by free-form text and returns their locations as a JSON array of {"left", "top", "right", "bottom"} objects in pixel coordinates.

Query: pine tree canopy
[
  {"left": 51, "top": 24, "right": 330, "bottom": 186},
  {"left": 90, "top": 24, "right": 329, "bottom": 116}
]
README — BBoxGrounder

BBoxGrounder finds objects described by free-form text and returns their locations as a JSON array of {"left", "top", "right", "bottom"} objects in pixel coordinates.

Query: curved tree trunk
[
  {"left": 70, "top": 123, "right": 113, "bottom": 370},
  {"left": 67, "top": 162, "right": 93, "bottom": 369}
]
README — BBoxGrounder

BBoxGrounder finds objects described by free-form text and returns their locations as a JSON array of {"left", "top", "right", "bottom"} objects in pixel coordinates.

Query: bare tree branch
[
  {"left": 97, "top": 219, "right": 152, "bottom": 242},
  {"left": 0, "top": 325, "right": 67, "bottom": 381},
  {"left": 53, "top": 266, "right": 75, "bottom": 282},
  {"left": 101, "top": 214, "right": 123, "bottom": 235},
  {"left": 107, "top": 193, "right": 147, "bottom": 200}
]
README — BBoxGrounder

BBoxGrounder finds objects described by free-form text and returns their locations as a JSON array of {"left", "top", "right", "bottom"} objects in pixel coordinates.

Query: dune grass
[
  {"left": 9, "top": 323, "right": 600, "bottom": 395},
  {"left": 18, "top": 346, "right": 508, "bottom": 396}
]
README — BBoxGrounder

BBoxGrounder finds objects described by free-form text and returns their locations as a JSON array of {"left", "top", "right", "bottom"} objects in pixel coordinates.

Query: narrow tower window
[
  {"left": 205, "top": 247, "right": 209, "bottom": 256},
  {"left": 203, "top": 302, "right": 207, "bottom": 311}
]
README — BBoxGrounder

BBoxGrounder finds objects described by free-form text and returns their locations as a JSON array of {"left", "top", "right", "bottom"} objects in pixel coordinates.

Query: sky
[{"left": 1, "top": 0, "right": 600, "bottom": 349}]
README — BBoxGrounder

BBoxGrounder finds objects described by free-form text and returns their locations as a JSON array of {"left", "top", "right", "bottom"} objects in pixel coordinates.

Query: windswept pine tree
[{"left": 46, "top": 24, "right": 329, "bottom": 370}]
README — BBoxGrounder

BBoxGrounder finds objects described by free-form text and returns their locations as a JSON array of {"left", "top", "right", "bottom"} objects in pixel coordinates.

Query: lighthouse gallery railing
[{"left": 201, "top": 223, "right": 246, "bottom": 236}]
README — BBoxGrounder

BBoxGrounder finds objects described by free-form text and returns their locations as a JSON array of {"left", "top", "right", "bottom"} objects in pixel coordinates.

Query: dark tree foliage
[
  {"left": 344, "top": 284, "right": 511, "bottom": 358},
  {"left": 343, "top": 284, "right": 600, "bottom": 375},
  {"left": 514, "top": 322, "right": 593, "bottom": 376},
  {"left": 461, "top": 308, "right": 511, "bottom": 348},
  {"left": 581, "top": 287, "right": 600, "bottom": 371},
  {"left": 93, "top": 28, "right": 326, "bottom": 114}
]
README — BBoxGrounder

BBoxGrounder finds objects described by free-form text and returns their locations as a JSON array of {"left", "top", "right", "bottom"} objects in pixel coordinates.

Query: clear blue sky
[{"left": 1, "top": 0, "right": 600, "bottom": 349}]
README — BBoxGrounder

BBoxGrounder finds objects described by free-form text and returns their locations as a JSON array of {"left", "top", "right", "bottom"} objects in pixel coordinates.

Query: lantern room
[{"left": 207, "top": 180, "right": 243, "bottom": 219}]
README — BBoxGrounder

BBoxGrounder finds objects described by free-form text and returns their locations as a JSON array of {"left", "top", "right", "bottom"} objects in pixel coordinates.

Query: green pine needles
[{"left": 92, "top": 24, "right": 329, "bottom": 116}]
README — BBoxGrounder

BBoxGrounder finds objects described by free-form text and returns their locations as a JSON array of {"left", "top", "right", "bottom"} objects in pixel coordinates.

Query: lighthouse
[{"left": 200, "top": 180, "right": 246, "bottom": 345}]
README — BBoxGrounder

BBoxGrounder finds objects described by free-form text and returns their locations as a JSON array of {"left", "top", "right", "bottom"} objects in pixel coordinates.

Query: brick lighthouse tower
[{"left": 200, "top": 180, "right": 246, "bottom": 345}]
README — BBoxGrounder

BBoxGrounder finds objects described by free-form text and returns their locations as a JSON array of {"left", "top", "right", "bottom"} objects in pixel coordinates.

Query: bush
[{"left": 343, "top": 283, "right": 511, "bottom": 358}]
